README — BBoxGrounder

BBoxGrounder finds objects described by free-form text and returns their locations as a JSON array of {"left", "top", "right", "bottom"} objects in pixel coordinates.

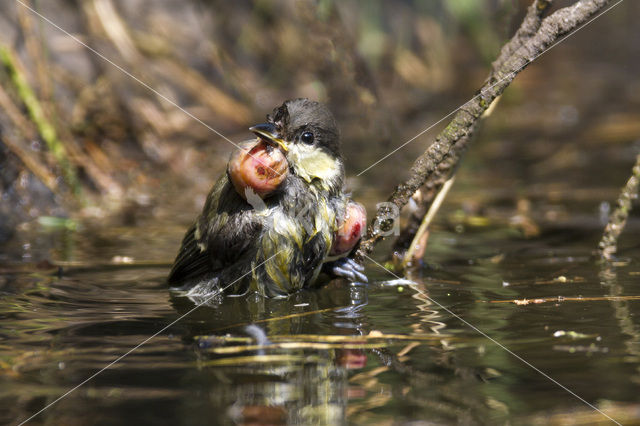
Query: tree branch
[
  {"left": 355, "top": 0, "right": 611, "bottom": 261},
  {"left": 391, "top": 0, "right": 553, "bottom": 259}
]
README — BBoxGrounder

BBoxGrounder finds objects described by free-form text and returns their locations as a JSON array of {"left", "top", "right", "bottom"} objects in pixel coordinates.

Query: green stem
[{"left": 0, "top": 44, "right": 80, "bottom": 196}]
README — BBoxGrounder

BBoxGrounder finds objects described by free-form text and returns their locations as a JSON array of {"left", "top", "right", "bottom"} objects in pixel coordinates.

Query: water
[{"left": 2, "top": 206, "right": 640, "bottom": 425}]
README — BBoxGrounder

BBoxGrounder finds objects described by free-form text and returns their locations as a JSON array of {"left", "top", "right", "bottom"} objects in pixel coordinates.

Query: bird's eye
[{"left": 300, "top": 131, "right": 314, "bottom": 144}]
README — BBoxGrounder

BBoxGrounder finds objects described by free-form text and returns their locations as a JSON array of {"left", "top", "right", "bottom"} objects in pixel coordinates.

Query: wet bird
[{"left": 168, "top": 98, "right": 366, "bottom": 298}]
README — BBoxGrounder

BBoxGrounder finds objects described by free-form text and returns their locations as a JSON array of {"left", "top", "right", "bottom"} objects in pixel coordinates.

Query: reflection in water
[
  {"left": 407, "top": 281, "right": 448, "bottom": 335},
  {"left": 197, "top": 349, "right": 348, "bottom": 425},
  {"left": 599, "top": 264, "right": 640, "bottom": 369},
  {"left": 174, "top": 280, "right": 370, "bottom": 425},
  {"left": 169, "top": 278, "right": 463, "bottom": 424},
  {"left": 169, "top": 279, "right": 369, "bottom": 335}
]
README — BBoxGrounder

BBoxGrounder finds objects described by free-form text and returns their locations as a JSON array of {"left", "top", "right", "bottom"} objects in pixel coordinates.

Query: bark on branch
[{"left": 355, "top": 0, "right": 611, "bottom": 261}]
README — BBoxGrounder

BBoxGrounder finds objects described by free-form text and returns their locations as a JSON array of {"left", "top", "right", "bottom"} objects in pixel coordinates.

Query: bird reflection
[{"left": 171, "top": 278, "right": 369, "bottom": 424}]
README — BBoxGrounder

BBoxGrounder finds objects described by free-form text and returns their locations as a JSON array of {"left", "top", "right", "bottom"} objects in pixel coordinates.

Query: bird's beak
[{"left": 249, "top": 123, "right": 289, "bottom": 152}]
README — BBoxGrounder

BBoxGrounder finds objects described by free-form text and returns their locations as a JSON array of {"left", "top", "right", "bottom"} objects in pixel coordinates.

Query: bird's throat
[{"left": 287, "top": 144, "right": 343, "bottom": 192}]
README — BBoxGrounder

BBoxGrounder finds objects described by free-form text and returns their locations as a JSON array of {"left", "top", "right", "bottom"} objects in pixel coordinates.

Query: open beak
[{"left": 249, "top": 123, "right": 289, "bottom": 152}]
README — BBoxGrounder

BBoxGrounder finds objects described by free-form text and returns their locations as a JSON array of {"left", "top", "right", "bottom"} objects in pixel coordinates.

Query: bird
[{"left": 168, "top": 98, "right": 366, "bottom": 298}]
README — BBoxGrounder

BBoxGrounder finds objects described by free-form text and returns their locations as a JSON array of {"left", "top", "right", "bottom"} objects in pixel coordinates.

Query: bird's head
[{"left": 250, "top": 98, "right": 344, "bottom": 192}]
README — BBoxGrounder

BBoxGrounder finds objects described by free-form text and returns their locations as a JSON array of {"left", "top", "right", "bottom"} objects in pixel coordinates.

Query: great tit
[{"left": 168, "top": 98, "right": 366, "bottom": 298}]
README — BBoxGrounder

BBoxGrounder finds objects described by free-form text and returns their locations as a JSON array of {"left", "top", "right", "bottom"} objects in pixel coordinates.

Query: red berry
[
  {"left": 228, "top": 139, "right": 288, "bottom": 200},
  {"left": 331, "top": 200, "right": 366, "bottom": 256}
]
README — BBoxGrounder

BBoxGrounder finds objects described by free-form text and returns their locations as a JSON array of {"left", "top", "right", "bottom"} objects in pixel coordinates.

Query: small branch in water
[
  {"left": 194, "top": 331, "right": 448, "bottom": 355},
  {"left": 598, "top": 153, "right": 640, "bottom": 260},
  {"left": 489, "top": 295, "right": 640, "bottom": 305}
]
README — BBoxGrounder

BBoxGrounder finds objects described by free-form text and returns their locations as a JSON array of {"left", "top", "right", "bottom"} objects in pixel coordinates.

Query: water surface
[{"left": 2, "top": 204, "right": 640, "bottom": 425}]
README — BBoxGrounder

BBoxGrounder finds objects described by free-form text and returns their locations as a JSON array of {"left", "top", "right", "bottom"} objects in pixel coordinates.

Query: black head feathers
[{"left": 268, "top": 98, "right": 341, "bottom": 157}]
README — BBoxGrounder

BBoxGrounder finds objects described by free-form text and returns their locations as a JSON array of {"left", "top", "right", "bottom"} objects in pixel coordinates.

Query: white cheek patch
[{"left": 287, "top": 144, "right": 341, "bottom": 184}]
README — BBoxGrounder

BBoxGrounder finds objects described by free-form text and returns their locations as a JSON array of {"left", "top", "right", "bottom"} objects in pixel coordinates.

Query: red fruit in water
[
  {"left": 336, "top": 348, "right": 367, "bottom": 370},
  {"left": 331, "top": 200, "right": 366, "bottom": 256},
  {"left": 228, "top": 139, "right": 288, "bottom": 200}
]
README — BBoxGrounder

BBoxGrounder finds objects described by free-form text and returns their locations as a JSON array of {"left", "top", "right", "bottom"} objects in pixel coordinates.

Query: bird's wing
[
  {"left": 167, "top": 223, "right": 211, "bottom": 285},
  {"left": 168, "top": 175, "right": 264, "bottom": 285}
]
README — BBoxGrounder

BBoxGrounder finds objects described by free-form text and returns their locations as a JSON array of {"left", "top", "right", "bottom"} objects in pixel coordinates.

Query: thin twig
[
  {"left": 598, "top": 153, "right": 640, "bottom": 260},
  {"left": 489, "top": 295, "right": 640, "bottom": 304},
  {"left": 16, "top": 0, "right": 53, "bottom": 101},
  {"left": 402, "top": 177, "right": 455, "bottom": 269}
]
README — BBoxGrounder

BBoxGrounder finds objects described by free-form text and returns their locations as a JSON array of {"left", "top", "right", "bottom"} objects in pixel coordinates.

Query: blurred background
[{"left": 0, "top": 0, "right": 636, "bottom": 256}]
